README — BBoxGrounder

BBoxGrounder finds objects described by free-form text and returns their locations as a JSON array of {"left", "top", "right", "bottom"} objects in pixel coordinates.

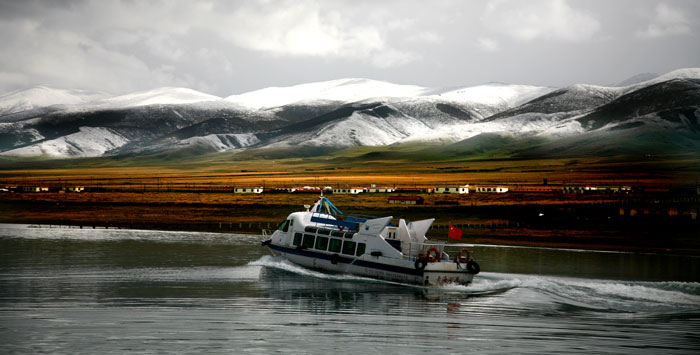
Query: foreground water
[{"left": 1, "top": 224, "right": 699, "bottom": 354}]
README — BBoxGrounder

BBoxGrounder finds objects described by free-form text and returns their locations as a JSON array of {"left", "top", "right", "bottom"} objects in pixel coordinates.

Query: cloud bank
[{"left": 0, "top": 0, "right": 698, "bottom": 96}]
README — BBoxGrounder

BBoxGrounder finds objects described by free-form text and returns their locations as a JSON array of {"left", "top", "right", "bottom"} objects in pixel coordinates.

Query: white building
[
  {"left": 365, "top": 186, "right": 395, "bottom": 193},
  {"left": 21, "top": 186, "right": 48, "bottom": 192},
  {"left": 563, "top": 185, "right": 585, "bottom": 194},
  {"left": 582, "top": 185, "right": 632, "bottom": 194},
  {"left": 434, "top": 185, "right": 469, "bottom": 194},
  {"left": 333, "top": 187, "right": 364, "bottom": 194},
  {"left": 234, "top": 187, "right": 263, "bottom": 194},
  {"left": 473, "top": 186, "right": 508, "bottom": 193}
]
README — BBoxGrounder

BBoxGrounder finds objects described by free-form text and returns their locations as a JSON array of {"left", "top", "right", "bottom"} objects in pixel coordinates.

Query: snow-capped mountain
[
  {"left": 223, "top": 78, "right": 553, "bottom": 114},
  {"left": 620, "top": 68, "right": 700, "bottom": 93},
  {"left": 94, "top": 87, "right": 222, "bottom": 109},
  {"left": 435, "top": 83, "right": 554, "bottom": 110},
  {"left": 0, "top": 86, "right": 109, "bottom": 116},
  {"left": 0, "top": 69, "right": 698, "bottom": 159},
  {"left": 0, "top": 126, "right": 127, "bottom": 158},
  {"left": 224, "top": 78, "right": 430, "bottom": 110}
]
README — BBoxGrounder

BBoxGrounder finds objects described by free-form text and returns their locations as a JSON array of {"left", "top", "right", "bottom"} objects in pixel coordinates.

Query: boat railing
[
  {"left": 262, "top": 229, "right": 273, "bottom": 238},
  {"left": 404, "top": 241, "right": 477, "bottom": 261}
]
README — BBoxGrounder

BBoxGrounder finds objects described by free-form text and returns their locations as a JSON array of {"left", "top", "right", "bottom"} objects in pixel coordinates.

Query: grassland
[
  {"left": 1, "top": 149, "right": 699, "bottom": 255},
  {"left": 3, "top": 150, "right": 699, "bottom": 188}
]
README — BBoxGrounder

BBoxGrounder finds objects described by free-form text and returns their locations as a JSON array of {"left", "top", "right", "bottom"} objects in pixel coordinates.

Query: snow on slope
[
  {"left": 96, "top": 87, "right": 221, "bottom": 108},
  {"left": 395, "top": 111, "right": 585, "bottom": 144},
  {"left": 224, "top": 78, "right": 430, "bottom": 110},
  {"left": 562, "top": 84, "right": 618, "bottom": 98},
  {"left": 548, "top": 68, "right": 698, "bottom": 103},
  {"left": 409, "top": 69, "right": 700, "bottom": 143},
  {"left": 618, "top": 68, "right": 700, "bottom": 95},
  {"left": 0, "top": 86, "right": 109, "bottom": 116},
  {"left": 225, "top": 78, "right": 554, "bottom": 121},
  {"left": 2, "top": 68, "right": 698, "bottom": 157},
  {"left": 0, "top": 127, "right": 128, "bottom": 158},
  {"left": 267, "top": 109, "right": 431, "bottom": 148},
  {"left": 269, "top": 99, "right": 592, "bottom": 149},
  {"left": 435, "top": 83, "right": 554, "bottom": 108},
  {"left": 177, "top": 133, "right": 260, "bottom": 152}
]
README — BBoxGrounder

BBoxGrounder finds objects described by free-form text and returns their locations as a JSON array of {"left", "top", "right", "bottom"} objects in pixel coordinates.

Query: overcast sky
[{"left": 1, "top": 0, "right": 699, "bottom": 96}]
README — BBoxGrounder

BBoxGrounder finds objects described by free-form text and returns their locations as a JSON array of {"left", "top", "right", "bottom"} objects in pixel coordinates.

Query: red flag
[{"left": 448, "top": 225, "right": 463, "bottom": 240}]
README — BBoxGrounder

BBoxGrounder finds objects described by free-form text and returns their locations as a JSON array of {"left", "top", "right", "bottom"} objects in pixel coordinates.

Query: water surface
[{"left": 1, "top": 224, "right": 699, "bottom": 354}]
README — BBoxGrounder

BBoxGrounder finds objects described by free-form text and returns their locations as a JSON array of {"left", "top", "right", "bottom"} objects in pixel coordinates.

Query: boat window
[
  {"left": 293, "top": 233, "right": 302, "bottom": 246},
  {"left": 342, "top": 241, "right": 356, "bottom": 255},
  {"left": 328, "top": 238, "right": 342, "bottom": 253},
  {"left": 344, "top": 232, "right": 355, "bottom": 239},
  {"left": 315, "top": 236, "right": 329, "bottom": 251},
  {"left": 302, "top": 234, "right": 315, "bottom": 248},
  {"left": 317, "top": 228, "right": 331, "bottom": 235},
  {"left": 356, "top": 243, "right": 366, "bottom": 256},
  {"left": 277, "top": 219, "right": 290, "bottom": 232},
  {"left": 330, "top": 231, "right": 344, "bottom": 237},
  {"left": 386, "top": 239, "right": 402, "bottom": 252},
  {"left": 304, "top": 226, "right": 318, "bottom": 233}
]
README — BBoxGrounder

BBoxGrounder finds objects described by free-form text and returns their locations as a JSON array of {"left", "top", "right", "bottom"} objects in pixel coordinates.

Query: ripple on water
[{"left": 1, "top": 224, "right": 699, "bottom": 354}]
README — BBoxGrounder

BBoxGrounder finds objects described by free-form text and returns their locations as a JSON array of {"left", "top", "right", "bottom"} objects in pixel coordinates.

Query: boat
[{"left": 261, "top": 196, "right": 480, "bottom": 286}]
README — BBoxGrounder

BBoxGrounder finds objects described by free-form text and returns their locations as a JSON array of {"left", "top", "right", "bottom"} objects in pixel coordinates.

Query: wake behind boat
[{"left": 261, "top": 196, "right": 480, "bottom": 286}]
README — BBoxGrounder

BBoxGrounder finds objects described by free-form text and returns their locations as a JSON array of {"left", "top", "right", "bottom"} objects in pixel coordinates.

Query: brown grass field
[
  {"left": 2, "top": 157, "right": 699, "bottom": 189},
  {"left": 1, "top": 155, "right": 699, "bottom": 255}
]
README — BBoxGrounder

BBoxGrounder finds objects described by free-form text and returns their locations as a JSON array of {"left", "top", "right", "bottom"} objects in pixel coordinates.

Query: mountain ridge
[{"left": 1, "top": 68, "right": 698, "bottom": 159}]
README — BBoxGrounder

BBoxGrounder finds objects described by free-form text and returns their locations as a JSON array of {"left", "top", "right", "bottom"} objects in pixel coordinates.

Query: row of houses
[
  {"left": 238, "top": 184, "right": 690, "bottom": 195},
  {"left": 1, "top": 186, "right": 85, "bottom": 193},
  {"left": 11, "top": 183, "right": 688, "bottom": 197},
  {"left": 434, "top": 185, "right": 510, "bottom": 194},
  {"left": 562, "top": 185, "right": 632, "bottom": 194},
  {"left": 233, "top": 186, "right": 388, "bottom": 194},
  {"left": 233, "top": 184, "right": 510, "bottom": 194}
]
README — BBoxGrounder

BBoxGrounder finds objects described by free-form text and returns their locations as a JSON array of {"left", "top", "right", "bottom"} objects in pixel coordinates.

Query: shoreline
[
  {"left": 2, "top": 191, "right": 698, "bottom": 256},
  {"left": 3, "top": 219, "right": 698, "bottom": 257}
]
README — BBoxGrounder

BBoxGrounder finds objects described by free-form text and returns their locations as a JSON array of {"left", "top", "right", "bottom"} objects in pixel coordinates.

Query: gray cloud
[
  {"left": 1, "top": 0, "right": 698, "bottom": 96},
  {"left": 636, "top": 2, "right": 691, "bottom": 38},
  {"left": 481, "top": 0, "right": 601, "bottom": 42}
]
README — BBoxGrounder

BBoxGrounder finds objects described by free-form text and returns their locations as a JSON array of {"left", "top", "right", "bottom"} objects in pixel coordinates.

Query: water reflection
[
  {"left": 1, "top": 224, "right": 699, "bottom": 354},
  {"left": 470, "top": 244, "right": 700, "bottom": 281},
  {"left": 259, "top": 267, "right": 433, "bottom": 314}
]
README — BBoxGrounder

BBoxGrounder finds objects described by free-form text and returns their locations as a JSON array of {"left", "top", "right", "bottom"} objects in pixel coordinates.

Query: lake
[{"left": 1, "top": 224, "right": 699, "bottom": 354}]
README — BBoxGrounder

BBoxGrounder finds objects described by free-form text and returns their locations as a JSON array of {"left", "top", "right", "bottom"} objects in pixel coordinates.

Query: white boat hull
[
  {"left": 262, "top": 196, "right": 479, "bottom": 287},
  {"left": 268, "top": 243, "right": 475, "bottom": 286}
]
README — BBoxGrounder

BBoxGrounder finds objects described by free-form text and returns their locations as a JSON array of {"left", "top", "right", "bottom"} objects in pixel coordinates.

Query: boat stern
[{"left": 422, "top": 261, "right": 476, "bottom": 286}]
